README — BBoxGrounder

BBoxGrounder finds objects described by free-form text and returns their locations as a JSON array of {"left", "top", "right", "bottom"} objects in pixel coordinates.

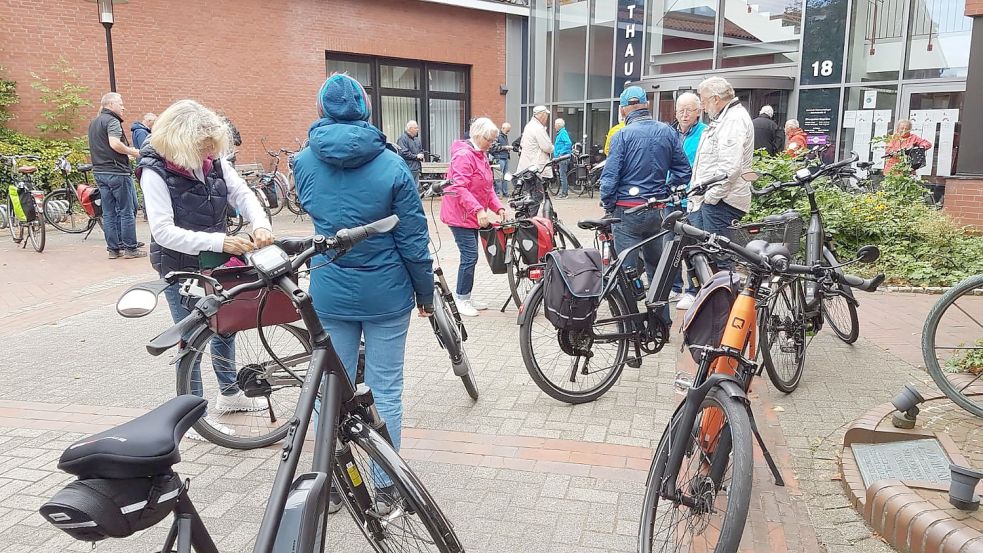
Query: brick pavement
[{"left": 0, "top": 197, "right": 958, "bottom": 552}]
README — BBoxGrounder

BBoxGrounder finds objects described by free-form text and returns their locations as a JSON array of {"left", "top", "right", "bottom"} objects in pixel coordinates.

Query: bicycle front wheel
[
  {"left": 639, "top": 389, "right": 753, "bottom": 553},
  {"left": 27, "top": 216, "right": 45, "bottom": 252},
  {"left": 43, "top": 189, "right": 88, "bottom": 233},
  {"left": 337, "top": 418, "right": 463, "bottom": 552},
  {"left": 432, "top": 293, "right": 478, "bottom": 400},
  {"left": 820, "top": 249, "right": 860, "bottom": 344},
  {"left": 176, "top": 323, "right": 312, "bottom": 449},
  {"left": 7, "top": 199, "right": 22, "bottom": 243},
  {"left": 922, "top": 274, "right": 983, "bottom": 417},
  {"left": 267, "top": 173, "right": 287, "bottom": 216},
  {"left": 506, "top": 238, "right": 535, "bottom": 309},
  {"left": 759, "top": 277, "right": 806, "bottom": 393},
  {"left": 518, "top": 281, "right": 630, "bottom": 403}
]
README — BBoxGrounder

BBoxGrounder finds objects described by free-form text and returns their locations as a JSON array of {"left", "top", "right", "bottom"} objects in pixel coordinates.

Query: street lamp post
[{"left": 90, "top": 0, "right": 127, "bottom": 92}]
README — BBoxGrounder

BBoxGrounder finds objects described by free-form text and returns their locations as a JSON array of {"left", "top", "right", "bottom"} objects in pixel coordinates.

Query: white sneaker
[
  {"left": 455, "top": 298, "right": 479, "bottom": 317},
  {"left": 184, "top": 417, "right": 236, "bottom": 441},
  {"left": 469, "top": 298, "right": 489, "bottom": 311},
  {"left": 668, "top": 291, "right": 682, "bottom": 302},
  {"left": 676, "top": 293, "right": 697, "bottom": 311},
  {"left": 214, "top": 391, "right": 267, "bottom": 413}
]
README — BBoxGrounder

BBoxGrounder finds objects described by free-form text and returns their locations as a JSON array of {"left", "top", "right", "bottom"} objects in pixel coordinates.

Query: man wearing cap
[
  {"left": 516, "top": 106, "right": 554, "bottom": 214},
  {"left": 600, "top": 86, "right": 691, "bottom": 291}
]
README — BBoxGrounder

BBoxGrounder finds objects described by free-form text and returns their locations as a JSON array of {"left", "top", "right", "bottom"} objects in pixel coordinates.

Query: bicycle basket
[{"left": 729, "top": 211, "right": 803, "bottom": 255}]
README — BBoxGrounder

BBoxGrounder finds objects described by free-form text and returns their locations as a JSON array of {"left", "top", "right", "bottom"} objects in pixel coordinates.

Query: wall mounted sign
[{"left": 615, "top": 1, "right": 645, "bottom": 92}]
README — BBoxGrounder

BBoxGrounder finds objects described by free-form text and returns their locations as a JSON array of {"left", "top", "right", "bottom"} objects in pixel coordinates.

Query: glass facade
[{"left": 526, "top": 0, "right": 970, "bottom": 176}]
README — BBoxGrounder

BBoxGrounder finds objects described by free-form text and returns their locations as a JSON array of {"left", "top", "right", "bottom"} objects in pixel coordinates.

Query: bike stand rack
[{"left": 747, "top": 406, "right": 785, "bottom": 486}]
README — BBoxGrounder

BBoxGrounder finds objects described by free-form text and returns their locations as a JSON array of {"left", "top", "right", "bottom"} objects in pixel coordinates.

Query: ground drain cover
[{"left": 853, "top": 439, "right": 952, "bottom": 489}]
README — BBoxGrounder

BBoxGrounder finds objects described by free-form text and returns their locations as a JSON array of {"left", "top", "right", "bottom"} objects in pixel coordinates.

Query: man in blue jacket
[
  {"left": 600, "top": 86, "right": 691, "bottom": 287},
  {"left": 669, "top": 92, "right": 705, "bottom": 309},
  {"left": 553, "top": 118, "right": 573, "bottom": 198},
  {"left": 130, "top": 113, "right": 156, "bottom": 149}
]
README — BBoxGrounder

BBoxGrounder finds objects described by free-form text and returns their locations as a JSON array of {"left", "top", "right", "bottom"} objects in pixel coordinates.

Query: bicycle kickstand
[
  {"left": 747, "top": 405, "right": 785, "bottom": 486},
  {"left": 499, "top": 294, "right": 512, "bottom": 313}
]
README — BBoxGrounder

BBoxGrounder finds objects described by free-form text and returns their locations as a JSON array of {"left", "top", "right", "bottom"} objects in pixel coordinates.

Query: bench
[{"left": 420, "top": 161, "right": 450, "bottom": 186}]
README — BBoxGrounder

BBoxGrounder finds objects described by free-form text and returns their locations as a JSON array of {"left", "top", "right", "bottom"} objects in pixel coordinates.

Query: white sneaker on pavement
[
  {"left": 469, "top": 298, "right": 489, "bottom": 310},
  {"left": 668, "top": 291, "right": 682, "bottom": 302},
  {"left": 214, "top": 391, "right": 267, "bottom": 413},
  {"left": 184, "top": 417, "right": 236, "bottom": 442},
  {"left": 455, "top": 297, "right": 479, "bottom": 317},
  {"left": 675, "top": 293, "right": 697, "bottom": 311}
]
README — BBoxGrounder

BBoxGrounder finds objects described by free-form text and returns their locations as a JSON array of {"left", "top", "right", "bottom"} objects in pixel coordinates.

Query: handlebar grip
[
  {"left": 334, "top": 215, "right": 400, "bottom": 250},
  {"left": 274, "top": 237, "right": 314, "bottom": 255},
  {"left": 147, "top": 310, "right": 205, "bottom": 356},
  {"left": 838, "top": 272, "right": 885, "bottom": 292},
  {"left": 552, "top": 154, "right": 573, "bottom": 164}
]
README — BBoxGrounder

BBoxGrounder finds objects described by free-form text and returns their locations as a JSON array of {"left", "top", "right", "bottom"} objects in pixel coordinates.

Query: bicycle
[
  {"left": 226, "top": 179, "right": 275, "bottom": 235},
  {"left": 41, "top": 215, "right": 464, "bottom": 553},
  {"left": 43, "top": 154, "right": 103, "bottom": 237},
  {"left": 421, "top": 180, "right": 480, "bottom": 400},
  {"left": 285, "top": 140, "right": 308, "bottom": 216},
  {"left": 516, "top": 175, "right": 728, "bottom": 404},
  {"left": 921, "top": 274, "right": 983, "bottom": 417},
  {"left": 638, "top": 211, "right": 883, "bottom": 553},
  {"left": 2, "top": 154, "right": 46, "bottom": 253},
  {"left": 239, "top": 137, "right": 293, "bottom": 217}
]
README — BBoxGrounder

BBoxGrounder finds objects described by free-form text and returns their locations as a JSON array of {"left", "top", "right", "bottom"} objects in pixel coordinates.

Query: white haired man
[
  {"left": 517, "top": 106, "right": 554, "bottom": 213},
  {"left": 669, "top": 91, "right": 706, "bottom": 309},
  {"left": 396, "top": 120, "right": 424, "bottom": 187},
  {"left": 689, "top": 77, "right": 753, "bottom": 269},
  {"left": 492, "top": 121, "right": 513, "bottom": 196},
  {"left": 553, "top": 118, "right": 573, "bottom": 198},
  {"left": 753, "top": 105, "right": 781, "bottom": 155}
]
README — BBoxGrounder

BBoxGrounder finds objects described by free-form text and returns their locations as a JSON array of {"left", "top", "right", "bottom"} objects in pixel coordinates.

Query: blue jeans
[
  {"left": 449, "top": 226, "right": 478, "bottom": 298},
  {"left": 613, "top": 206, "right": 670, "bottom": 323},
  {"left": 162, "top": 284, "right": 238, "bottom": 399},
  {"left": 690, "top": 201, "right": 746, "bottom": 270},
  {"left": 95, "top": 173, "right": 138, "bottom": 252},
  {"left": 495, "top": 159, "right": 509, "bottom": 196},
  {"left": 557, "top": 159, "right": 570, "bottom": 196},
  {"left": 317, "top": 311, "right": 411, "bottom": 455}
]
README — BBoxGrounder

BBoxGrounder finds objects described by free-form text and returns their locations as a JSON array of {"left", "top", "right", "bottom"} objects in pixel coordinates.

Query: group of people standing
[{"left": 751, "top": 104, "right": 810, "bottom": 157}]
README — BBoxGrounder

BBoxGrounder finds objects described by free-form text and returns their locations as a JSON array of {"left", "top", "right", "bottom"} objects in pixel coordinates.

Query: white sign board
[{"left": 863, "top": 90, "right": 878, "bottom": 109}]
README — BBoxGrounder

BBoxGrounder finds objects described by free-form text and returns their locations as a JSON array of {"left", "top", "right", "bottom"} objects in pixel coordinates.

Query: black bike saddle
[
  {"left": 57, "top": 395, "right": 206, "bottom": 479},
  {"left": 76, "top": 164, "right": 93, "bottom": 172},
  {"left": 578, "top": 217, "right": 621, "bottom": 230},
  {"left": 760, "top": 210, "right": 801, "bottom": 224},
  {"left": 746, "top": 239, "right": 792, "bottom": 260}
]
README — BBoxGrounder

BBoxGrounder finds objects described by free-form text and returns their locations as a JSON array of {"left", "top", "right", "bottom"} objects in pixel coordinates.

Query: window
[
  {"left": 720, "top": 0, "right": 802, "bottom": 68},
  {"left": 846, "top": 0, "right": 906, "bottom": 81},
  {"left": 904, "top": 0, "right": 972, "bottom": 78},
  {"left": 838, "top": 85, "right": 898, "bottom": 167},
  {"left": 325, "top": 53, "right": 469, "bottom": 160},
  {"left": 647, "top": 0, "right": 719, "bottom": 75},
  {"left": 588, "top": 0, "right": 617, "bottom": 99},
  {"left": 554, "top": 0, "right": 589, "bottom": 102}
]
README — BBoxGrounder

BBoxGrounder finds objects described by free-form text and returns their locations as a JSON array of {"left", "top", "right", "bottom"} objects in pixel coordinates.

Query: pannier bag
[
  {"left": 8, "top": 183, "right": 38, "bottom": 223},
  {"left": 516, "top": 216, "right": 554, "bottom": 265},
  {"left": 76, "top": 183, "right": 102, "bottom": 218},
  {"left": 261, "top": 177, "right": 280, "bottom": 208},
  {"left": 479, "top": 224, "right": 510, "bottom": 274},
  {"left": 203, "top": 265, "right": 301, "bottom": 335},
  {"left": 680, "top": 271, "right": 741, "bottom": 362},
  {"left": 40, "top": 473, "right": 181, "bottom": 542},
  {"left": 903, "top": 146, "right": 927, "bottom": 170},
  {"left": 543, "top": 248, "right": 603, "bottom": 330}
]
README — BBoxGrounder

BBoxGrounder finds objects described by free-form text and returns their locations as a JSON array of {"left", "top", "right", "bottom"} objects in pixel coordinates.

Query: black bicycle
[
  {"left": 517, "top": 175, "right": 727, "bottom": 404},
  {"left": 43, "top": 153, "right": 103, "bottom": 237},
  {"left": 922, "top": 273, "right": 983, "bottom": 417},
  {"left": 2, "top": 154, "right": 46, "bottom": 252},
  {"left": 41, "top": 216, "right": 463, "bottom": 553}
]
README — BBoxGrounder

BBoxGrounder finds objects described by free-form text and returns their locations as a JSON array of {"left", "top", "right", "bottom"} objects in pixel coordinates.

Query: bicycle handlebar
[
  {"left": 624, "top": 174, "right": 727, "bottom": 215},
  {"left": 751, "top": 153, "right": 861, "bottom": 196}
]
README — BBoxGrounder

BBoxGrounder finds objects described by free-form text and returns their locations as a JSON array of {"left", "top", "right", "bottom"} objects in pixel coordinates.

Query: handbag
[{"left": 202, "top": 265, "right": 300, "bottom": 335}]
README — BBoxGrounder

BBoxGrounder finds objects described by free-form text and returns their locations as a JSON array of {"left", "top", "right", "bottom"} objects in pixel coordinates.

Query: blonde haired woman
[{"left": 136, "top": 99, "right": 274, "bottom": 436}]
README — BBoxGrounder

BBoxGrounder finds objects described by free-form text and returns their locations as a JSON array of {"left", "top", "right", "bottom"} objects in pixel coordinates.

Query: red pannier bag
[
  {"left": 516, "top": 216, "right": 554, "bottom": 265},
  {"left": 76, "top": 184, "right": 102, "bottom": 218},
  {"left": 202, "top": 265, "right": 301, "bottom": 335}
]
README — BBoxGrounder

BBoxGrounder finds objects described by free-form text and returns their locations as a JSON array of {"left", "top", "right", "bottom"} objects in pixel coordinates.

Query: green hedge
[
  {"left": 748, "top": 155, "right": 983, "bottom": 287},
  {"left": 0, "top": 128, "right": 90, "bottom": 190}
]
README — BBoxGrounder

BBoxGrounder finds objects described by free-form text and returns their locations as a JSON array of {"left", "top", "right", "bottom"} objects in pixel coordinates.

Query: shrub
[
  {"left": 0, "top": 65, "right": 16, "bottom": 127},
  {"left": 0, "top": 127, "right": 90, "bottom": 190},
  {"left": 31, "top": 59, "right": 91, "bottom": 136}
]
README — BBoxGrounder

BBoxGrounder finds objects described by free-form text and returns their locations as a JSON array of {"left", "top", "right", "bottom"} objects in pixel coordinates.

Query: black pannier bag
[
  {"left": 479, "top": 224, "right": 510, "bottom": 274},
  {"left": 543, "top": 248, "right": 603, "bottom": 330},
  {"left": 40, "top": 473, "right": 181, "bottom": 542},
  {"left": 680, "top": 271, "right": 740, "bottom": 362},
  {"left": 903, "top": 146, "right": 927, "bottom": 170}
]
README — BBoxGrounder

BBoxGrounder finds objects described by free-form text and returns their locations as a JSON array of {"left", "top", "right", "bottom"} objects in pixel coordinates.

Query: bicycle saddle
[
  {"left": 856, "top": 161, "right": 873, "bottom": 170},
  {"left": 57, "top": 395, "right": 206, "bottom": 479},
  {"left": 760, "top": 210, "right": 801, "bottom": 224},
  {"left": 745, "top": 239, "right": 791, "bottom": 260},
  {"left": 577, "top": 217, "right": 621, "bottom": 230},
  {"left": 76, "top": 164, "right": 93, "bottom": 172},
  {"left": 17, "top": 166, "right": 37, "bottom": 174}
]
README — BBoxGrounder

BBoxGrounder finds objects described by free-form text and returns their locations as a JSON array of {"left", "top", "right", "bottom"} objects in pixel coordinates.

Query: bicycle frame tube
[
  {"left": 804, "top": 183, "right": 824, "bottom": 306},
  {"left": 598, "top": 228, "right": 673, "bottom": 299}
]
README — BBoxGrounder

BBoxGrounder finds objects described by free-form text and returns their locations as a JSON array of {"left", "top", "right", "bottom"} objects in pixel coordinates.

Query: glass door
[{"left": 900, "top": 84, "right": 965, "bottom": 178}]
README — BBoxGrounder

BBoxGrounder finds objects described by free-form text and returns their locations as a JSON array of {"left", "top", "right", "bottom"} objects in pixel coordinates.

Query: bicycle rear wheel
[
  {"left": 922, "top": 274, "right": 983, "bottom": 417},
  {"left": 27, "top": 215, "right": 45, "bottom": 252},
  {"left": 432, "top": 293, "right": 478, "bottom": 400},
  {"left": 176, "top": 323, "right": 312, "bottom": 449},
  {"left": 518, "top": 282, "right": 630, "bottom": 403},
  {"left": 336, "top": 418, "right": 463, "bottom": 552},
  {"left": 7, "top": 198, "right": 23, "bottom": 243},
  {"left": 506, "top": 238, "right": 536, "bottom": 309},
  {"left": 267, "top": 173, "right": 287, "bottom": 216},
  {"left": 43, "top": 189, "right": 89, "bottom": 233},
  {"left": 759, "top": 277, "right": 806, "bottom": 393},
  {"left": 639, "top": 389, "right": 753, "bottom": 553}
]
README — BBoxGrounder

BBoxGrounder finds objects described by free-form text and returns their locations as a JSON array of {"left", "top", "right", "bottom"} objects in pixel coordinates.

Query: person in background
[
  {"left": 131, "top": 112, "right": 156, "bottom": 149},
  {"left": 441, "top": 117, "right": 507, "bottom": 317},
  {"left": 752, "top": 105, "right": 781, "bottom": 155},
  {"left": 553, "top": 118, "right": 573, "bottom": 198},
  {"left": 136, "top": 99, "right": 273, "bottom": 439},
  {"left": 396, "top": 120, "right": 424, "bottom": 188},
  {"left": 689, "top": 76, "right": 753, "bottom": 270},
  {"left": 600, "top": 86, "right": 691, "bottom": 296},
  {"left": 492, "top": 121, "right": 512, "bottom": 197},
  {"left": 784, "top": 119, "right": 809, "bottom": 156},
  {"left": 291, "top": 74, "right": 433, "bottom": 514},
  {"left": 668, "top": 92, "right": 705, "bottom": 310},
  {"left": 516, "top": 106, "right": 554, "bottom": 214},
  {"left": 884, "top": 119, "right": 932, "bottom": 175},
  {"left": 87, "top": 92, "right": 144, "bottom": 259},
  {"left": 604, "top": 110, "right": 626, "bottom": 156}
]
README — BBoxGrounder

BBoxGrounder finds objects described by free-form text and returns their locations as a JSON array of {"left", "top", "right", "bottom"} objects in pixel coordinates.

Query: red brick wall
[
  {"left": 943, "top": 178, "right": 983, "bottom": 228},
  {"left": 0, "top": 0, "right": 506, "bottom": 164}
]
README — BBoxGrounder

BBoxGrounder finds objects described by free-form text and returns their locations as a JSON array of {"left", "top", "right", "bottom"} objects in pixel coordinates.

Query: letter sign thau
[{"left": 616, "top": 1, "right": 645, "bottom": 91}]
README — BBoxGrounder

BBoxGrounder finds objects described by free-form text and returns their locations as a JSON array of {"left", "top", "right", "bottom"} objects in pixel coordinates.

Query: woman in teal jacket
[{"left": 292, "top": 74, "right": 433, "bottom": 508}]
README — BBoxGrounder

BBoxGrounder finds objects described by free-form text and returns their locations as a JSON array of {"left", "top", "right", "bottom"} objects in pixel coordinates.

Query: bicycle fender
[
  {"left": 715, "top": 379, "right": 748, "bottom": 403},
  {"left": 516, "top": 281, "right": 544, "bottom": 326},
  {"left": 171, "top": 324, "right": 212, "bottom": 366}
]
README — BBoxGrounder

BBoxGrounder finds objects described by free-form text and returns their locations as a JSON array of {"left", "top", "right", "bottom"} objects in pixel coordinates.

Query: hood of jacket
[
  {"left": 131, "top": 121, "right": 151, "bottom": 134},
  {"left": 307, "top": 117, "right": 387, "bottom": 169}
]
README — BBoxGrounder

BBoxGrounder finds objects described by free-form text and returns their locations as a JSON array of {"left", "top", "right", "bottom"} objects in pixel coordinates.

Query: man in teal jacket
[
  {"left": 553, "top": 118, "right": 573, "bottom": 198},
  {"left": 669, "top": 91, "right": 705, "bottom": 308}
]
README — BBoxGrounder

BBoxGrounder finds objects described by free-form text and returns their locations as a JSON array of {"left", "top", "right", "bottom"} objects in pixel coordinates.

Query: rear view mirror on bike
[
  {"left": 856, "top": 245, "right": 881, "bottom": 263},
  {"left": 116, "top": 280, "right": 169, "bottom": 318}
]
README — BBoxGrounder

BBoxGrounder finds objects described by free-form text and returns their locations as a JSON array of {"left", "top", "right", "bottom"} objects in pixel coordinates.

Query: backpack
[
  {"left": 478, "top": 224, "right": 510, "bottom": 274},
  {"left": 516, "top": 217, "right": 554, "bottom": 265},
  {"left": 680, "top": 271, "right": 740, "bottom": 362},
  {"left": 8, "top": 183, "right": 38, "bottom": 223},
  {"left": 76, "top": 184, "right": 102, "bottom": 218},
  {"left": 543, "top": 248, "right": 603, "bottom": 330}
]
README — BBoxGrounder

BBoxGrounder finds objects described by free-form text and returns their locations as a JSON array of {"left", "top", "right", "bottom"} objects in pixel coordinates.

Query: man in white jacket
[
  {"left": 516, "top": 105, "right": 554, "bottom": 214},
  {"left": 689, "top": 77, "right": 753, "bottom": 269}
]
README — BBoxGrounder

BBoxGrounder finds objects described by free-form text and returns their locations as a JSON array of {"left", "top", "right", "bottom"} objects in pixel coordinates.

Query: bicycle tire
[
  {"left": 176, "top": 323, "right": 312, "bottom": 449},
  {"left": 821, "top": 249, "right": 860, "bottom": 344},
  {"left": 336, "top": 418, "right": 463, "bottom": 552},
  {"left": 226, "top": 212, "right": 244, "bottom": 235},
  {"left": 7, "top": 198, "right": 23, "bottom": 243},
  {"left": 267, "top": 173, "right": 287, "bottom": 216},
  {"left": 43, "top": 189, "right": 88, "bottom": 234},
  {"left": 759, "top": 278, "right": 806, "bottom": 393},
  {"left": 548, "top": 177, "right": 560, "bottom": 196},
  {"left": 518, "top": 281, "right": 630, "bottom": 404},
  {"left": 506, "top": 238, "right": 534, "bottom": 309},
  {"left": 570, "top": 177, "right": 586, "bottom": 196},
  {"left": 639, "top": 389, "right": 752, "bottom": 553},
  {"left": 922, "top": 274, "right": 983, "bottom": 417},
  {"left": 553, "top": 222, "right": 582, "bottom": 249},
  {"left": 432, "top": 293, "right": 478, "bottom": 400},
  {"left": 286, "top": 172, "right": 305, "bottom": 215},
  {"left": 27, "top": 215, "right": 45, "bottom": 253}
]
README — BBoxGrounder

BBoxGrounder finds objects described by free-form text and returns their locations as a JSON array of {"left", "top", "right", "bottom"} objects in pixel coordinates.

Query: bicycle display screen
[{"left": 248, "top": 246, "right": 292, "bottom": 279}]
